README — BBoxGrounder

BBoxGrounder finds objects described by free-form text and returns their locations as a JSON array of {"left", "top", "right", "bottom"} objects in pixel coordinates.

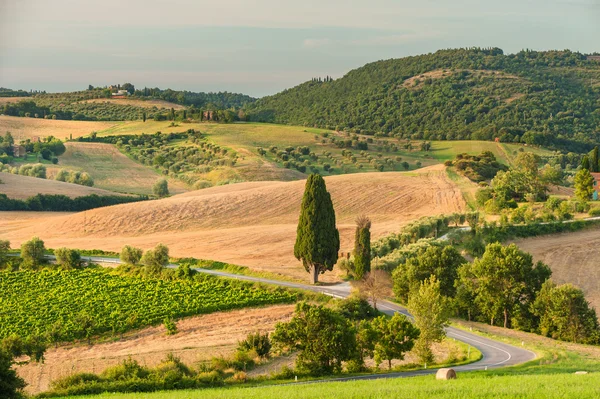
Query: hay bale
[
  {"left": 575, "top": 371, "right": 588, "bottom": 375},
  {"left": 436, "top": 368, "right": 457, "bottom": 380}
]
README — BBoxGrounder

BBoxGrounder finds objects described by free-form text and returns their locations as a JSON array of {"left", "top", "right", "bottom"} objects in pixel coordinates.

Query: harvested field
[
  {"left": 0, "top": 172, "right": 123, "bottom": 199},
  {"left": 0, "top": 165, "right": 466, "bottom": 281},
  {"left": 17, "top": 305, "right": 295, "bottom": 395},
  {"left": 49, "top": 142, "right": 189, "bottom": 195},
  {"left": 80, "top": 98, "right": 186, "bottom": 110},
  {"left": 0, "top": 115, "right": 117, "bottom": 141},
  {"left": 0, "top": 97, "right": 30, "bottom": 105},
  {"left": 514, "top": 227, "right": 600, "bottom": 310}
]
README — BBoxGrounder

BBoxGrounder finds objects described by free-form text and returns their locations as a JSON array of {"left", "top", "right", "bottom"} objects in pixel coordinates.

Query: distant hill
[{"left": 247, "top": 48, "right": 600, "bottom": 151}]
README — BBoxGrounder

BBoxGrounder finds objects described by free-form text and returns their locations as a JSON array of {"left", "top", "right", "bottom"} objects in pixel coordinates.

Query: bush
[
  {"left": 237, "top": 332, "right": 271, "bottom": 359},
  {"left": 54, "top": 248, "right": 82, "bottom": 270},
  {"left": 589, "top": 208, "right": 600, "bottom": 217}
]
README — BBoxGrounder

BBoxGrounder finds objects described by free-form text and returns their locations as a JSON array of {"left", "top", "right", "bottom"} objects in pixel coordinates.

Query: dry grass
[
  {"left": 0, "top": 115, "right": 118, "bottom": 141},
  {"left": 80, "top": 98, "right": 186, "bottom": 110},
  {"left": 402, "top": 69, "right": 521, "bottom": 89},
  {"left": 0, "top": 171, "right": 123, "bottom": 199},
  {"left": 0, "top": 165, "right": 466, "bottom": 282},
  {"left": 514, "top": 227, "right": 600, "bottom": 310},
  {"left": 0, "top": 97, "right": 30, "bottom": 105},
  {"left": 47, "top": 142, "right": 189, "bottom": 195},
  {"left": 16, "top": 305, "right": 296, "bottom": 395}
]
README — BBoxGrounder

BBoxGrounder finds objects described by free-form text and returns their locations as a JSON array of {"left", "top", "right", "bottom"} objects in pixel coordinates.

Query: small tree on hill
[
  {"left": 371, "top": 313, "right": 420, "bottom": 370},
  {"left": 141, "top": 243, "right": 170, "bottom": 275},
  {"left": 153, "top": 179, "right": 169, "bottom": 198},
  {"left": 54, "top": 248, "right": 82, "bottom": 270},
  {"left": 353, "top": 215, "right": 371, "bottom": 279},
  {"left": 20, "top": 236, "right": 46, "bottom": 270},
  {"left": 272, "top": 302, "right": 355, "bottom": 375},
  {"left": 120, "top": 245, "right": 143, "bottom": 265},
  {"left": 0, "top": 348, "right": 26, "bottom": 399},
  {"left": 294, "top": 174, "right": 339, "bottom": 284},
  {"left": 355, "top": 270, "right": 392, "bottom": 310},
  {"left": 574, "top": 168, "right": 594, "bottom": 202},
  {"left": 408, "top": 276, "right": 451, "bottom": 364}
]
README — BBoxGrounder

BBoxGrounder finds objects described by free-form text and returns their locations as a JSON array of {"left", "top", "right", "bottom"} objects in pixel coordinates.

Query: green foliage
[
  {"left": 408, "top": 276, "right": 451, "bottom": 364},
  {"left": 574, "top": 168, "right": 594, "bottom": 202},
  {"left": 237, "top": 332, "right": 271, "bottom": 359},
  {"left": 459, "top": 243, "right": 551, "bottom": 329},
  {"left": 163, "top": 318, "right": 178, "bottom": 336},
  {"left": 247, "top": 48, "right": 600, "bottom": 151},
  {"left": 54, "top": 248, "right": 82, "bottom": 270},
  {"left": 371, "top": 313, "right": 420, "bottom": 370},
  {"left": 392, "top": 245, "right": 465, "bottom": 303},
  {"left": 0, "top": 192, "right": 147, "bottom": 212},
  {"left": 55, "top": 169, "right": 94, "bottom": 186},
  {"left": 272, "top": 302, "right": 355, "bottom": 375},
  {"left": 334, "top": 297, "right": 380, "bottom": 321},
  {"left": 0, "top": 269, "right": 297, "bottom": 341},
  {"left": 141, "top": 243, "right": 170, "bottom": 275},
  {"left": 20, "top": 236, "right": 46, "bottom": 270},
  {"left": 153, "top": 179, "right": 169, "bottom": 197},
  {"left": 450, "top": 151, "right": 507, "bottom": 182},
  {"left": 120, "top": 245, "right": 143, "bottom": 265},
  {"left": 294, "top": 174, "right": 340, "bottom": 283},
  {"left": 0, "top": 240, "right": 10, "bottom": 267},
  {"left": 353, "top": 216, "right": 371, "bottom": 279},
  {"left": 533, "top": 281, "right": 600, "bottom": 344},
  {"left": 0, "top": 348, "right": 26, "bottom": 399}
]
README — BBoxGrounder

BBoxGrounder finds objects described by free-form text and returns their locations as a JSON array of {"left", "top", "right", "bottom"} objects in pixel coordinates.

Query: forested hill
[{"left": 247, "top": 48, "right": 600, "bottom": 151}]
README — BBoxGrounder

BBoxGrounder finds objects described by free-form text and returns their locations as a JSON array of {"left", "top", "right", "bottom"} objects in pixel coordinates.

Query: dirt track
[{"left": 0, "top": 165, "right": 465, "bottom": 281}]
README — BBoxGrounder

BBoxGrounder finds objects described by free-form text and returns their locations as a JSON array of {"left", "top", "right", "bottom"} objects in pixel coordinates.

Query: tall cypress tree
[
  {"left": 589, "top": 146, "right": 599, "bottom": 172},
  {"left": 353, "top": 215, "right": 371, "bottom": 279},
  {"left": 294, "top": 174, "right": 339, "bottom": 284}
]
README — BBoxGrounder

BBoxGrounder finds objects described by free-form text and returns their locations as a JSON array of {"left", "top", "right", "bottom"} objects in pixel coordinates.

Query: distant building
[
  {"left": 111, "top": 89, "right": 129, "bottom": 98},
  {"left": 592, "top": 172, "right": 600, "bottom": 201},
  {"left": 31, "top": 136, "right": 40, "bottom": 143},
  {"left": 588, "top": 56, "right": 600, "bottom": 62},
  {"left": 12, "top": 145, "right": 26, "bottom": 158}
]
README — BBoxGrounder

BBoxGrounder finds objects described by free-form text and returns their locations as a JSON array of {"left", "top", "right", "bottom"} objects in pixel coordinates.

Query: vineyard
[{"left": 0, "top": 269, "right": 297, "bottom": 341}]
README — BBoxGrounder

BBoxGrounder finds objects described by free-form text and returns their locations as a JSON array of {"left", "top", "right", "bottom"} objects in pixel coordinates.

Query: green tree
[
  {"left": 371, "top": 313, "right": 420, "bottom": 370},
  {"left": 54, "top": 248, "right": 82, "bottom": 270},
  {"left": 574, "top": 168, "right": 594, "bottom": 202},
  {"left": 238, "top": 332, "right": 271, "bottom": 359},
  {"left": 0, "top": 348, "right": 26, "bottom": 399},
  {"left": 348, "top": 320, "right": 377, "bottom": 372},
  {"left": 153, "top": 179, "right": 169, "bottom": 197},
  {"left": 353, "top": 215, "right": 371, "bottom": 279},
  {"left": 294, "top": 174, "right": 340, "bottom": 284},
  {"left": 589, "top": 146, "right": 599, "bottom": 172},
  {"left": 271, "top": 302, "right": 355, "bottom": 375},
  {"left": 408, "top": 276, "right": 450, "bottom": 364},
  {"left": 141, "top": 243, "right": 170, "bottom": 275},
  {"left": 533, "top": 281, "right": 600, "bottom": 344},
  {"left": 20, "top": 236, "right": 46, "bottom": 270},
  {"left": 0, "top": 240, "right": 10, "bottom": 267},
  {"left": 120, "top": 245, "right": 143, "bottom": 265},
  {"left": 463, "top": 243, "right": 551, "bottom": 328},
  {"left": 392, "top": 245, "right": 465, "bottom": 303}
]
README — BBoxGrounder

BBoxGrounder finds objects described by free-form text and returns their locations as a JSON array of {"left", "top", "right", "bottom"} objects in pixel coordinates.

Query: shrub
[
  {"left": 120, "top": 245, "right": 143, "bottom": 265},
  {"left": 163, "top": 317, "right": 177, "bottom": 336},
  {"left": 54, "top": 248, "right": 82, "bottom": 270},
  {"left": 237, "top": 332, "right": 271, "bottom": 359}
]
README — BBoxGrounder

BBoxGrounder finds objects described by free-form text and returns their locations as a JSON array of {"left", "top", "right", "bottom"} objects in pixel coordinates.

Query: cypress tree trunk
[{"left": 310, "top": 265, "right": 320, "bottom": 284}]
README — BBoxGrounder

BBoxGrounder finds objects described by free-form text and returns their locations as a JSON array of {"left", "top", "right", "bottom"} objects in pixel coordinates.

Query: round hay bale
[
  {"left": 575, "top": 371, "right": 588, "bottom": 375},
  {"left": 436, "top": 368, "right": 457, "bottom": 380}
]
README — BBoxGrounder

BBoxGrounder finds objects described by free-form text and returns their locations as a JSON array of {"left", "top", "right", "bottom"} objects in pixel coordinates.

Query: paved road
[{"left": 70, "top": 255, "right": 536, "bottom": 379}]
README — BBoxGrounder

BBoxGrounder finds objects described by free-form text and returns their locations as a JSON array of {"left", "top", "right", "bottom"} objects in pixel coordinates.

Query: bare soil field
[
  {"left": 0, "top": 115, "right": 117, "bottom": 141},
  {"left": 0, "top": 165, "right": 466, "bottom": 281},
  {"left": 0, "top": 172, "right": 124, "bottom": 199},
  {"left": 514, "top": 227, "right": 600, "bottom": 310},
  {"left": 17, "top": 305, "right": 296, "bottom": 395},
  {"left": 80, "top": 98, "right": 186, "bottom": 110},
  {"left": 48, "top": 142, "right": 189, "bottom": 195}
]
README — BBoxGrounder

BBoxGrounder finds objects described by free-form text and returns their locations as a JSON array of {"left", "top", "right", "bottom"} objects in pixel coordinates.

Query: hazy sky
[{"left": 0, "top": 0, "right": 598, "bottom": 97}]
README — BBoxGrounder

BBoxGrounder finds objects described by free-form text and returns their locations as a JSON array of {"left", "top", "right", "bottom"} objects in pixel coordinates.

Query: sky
[{"left": 0, "top": 0, "right": 598, "bottom": 97}]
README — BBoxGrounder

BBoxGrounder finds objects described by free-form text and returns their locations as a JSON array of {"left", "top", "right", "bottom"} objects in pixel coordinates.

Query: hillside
[
  {"left": 247, "top": 48, "right": 600, "bottom": 151},
  {"left": 0, "top": 172, "right": 126, "bottom": 199},
  {"left": 0, "top": 165, "right": 466, "bottom": 281}
]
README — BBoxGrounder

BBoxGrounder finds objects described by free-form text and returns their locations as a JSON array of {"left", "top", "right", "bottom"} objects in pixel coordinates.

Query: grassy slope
[
  {"left": 49, "top": 142, "right": 188, "bottom": 195},
  {"left": 58, "top": 320, "right": 600, "bottom": 399}
]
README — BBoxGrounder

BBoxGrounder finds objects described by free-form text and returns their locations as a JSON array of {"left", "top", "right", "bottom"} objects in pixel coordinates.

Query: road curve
[{"left": 50, "top": 255, "right": 537, "bottom": 379}]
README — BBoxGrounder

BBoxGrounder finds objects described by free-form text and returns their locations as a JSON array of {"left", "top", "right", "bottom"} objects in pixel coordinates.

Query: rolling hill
[
  {"left": 0, "top": 165, "right": 466, "bottom": 281},
  {"left": 247, "top": 48, "right": 600, "bottom": 151},
  {"left": 0, "top": 172, "right": 126, "bottom": 199}
]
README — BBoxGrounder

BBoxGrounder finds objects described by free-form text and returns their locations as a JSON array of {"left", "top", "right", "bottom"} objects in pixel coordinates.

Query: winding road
[{"left": 73, "top": 255, "right": 536, "bottom": 380}]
